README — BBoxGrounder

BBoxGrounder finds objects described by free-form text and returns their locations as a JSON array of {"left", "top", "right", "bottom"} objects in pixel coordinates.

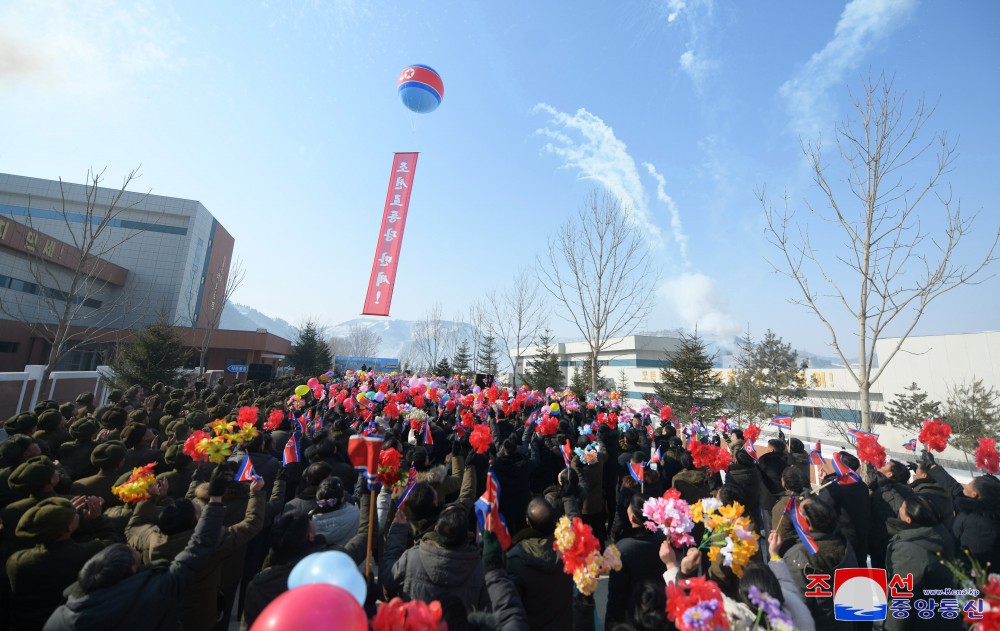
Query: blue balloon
[
  {"left": 288, "top": 551, "right": 366, "bottom": 606},
  {"left": 397, "top": 64, "right": 443, "bottom": 114}
]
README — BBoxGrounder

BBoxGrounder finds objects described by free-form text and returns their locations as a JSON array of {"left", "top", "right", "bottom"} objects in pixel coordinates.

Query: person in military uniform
[
  {"left": 33, "top": 410, "right": 72, "bottom": 460},
  {"left": 6, "top": 497, "right": 105, "bottom": 630},
  {"left": 58, "top": 419, "right": 100, "bottom": 481},
  {"left": 0, "top": 437, "right": 43, "bottom": 508},
  {"left": 70, "top": 443, "right": 127, "bottom": 507}
]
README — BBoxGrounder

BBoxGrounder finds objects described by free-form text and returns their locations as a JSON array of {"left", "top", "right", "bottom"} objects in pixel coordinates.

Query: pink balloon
[
  {"left": 307, "top": 378, "right": 319, "bottom": 389},
  {"left": 249, "top": 584, "right": 366, "bottom": 631},
  {"left": 409, "top": 377, "right": 420, "bottom": 389}
]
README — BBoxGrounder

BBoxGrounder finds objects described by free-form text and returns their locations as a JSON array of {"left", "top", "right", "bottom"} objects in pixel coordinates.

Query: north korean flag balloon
[{"left": 397, "top": 64, "right": 443, "bottom": 114}]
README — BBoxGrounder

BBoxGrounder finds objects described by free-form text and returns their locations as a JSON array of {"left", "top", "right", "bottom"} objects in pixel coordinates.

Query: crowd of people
[{"left": 0, "top": 371, "right": 998, "bottom": 631}]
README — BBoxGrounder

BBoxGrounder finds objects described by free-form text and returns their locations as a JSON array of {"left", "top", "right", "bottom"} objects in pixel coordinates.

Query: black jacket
[
  {"left": 884, "top": 524, "right": 962, "bottom": 631},
  {"left": 43, "top": 502, "right": 225, "bottom": 631},
  {"left": 506, "top": 529, "right": 573, "bottom": 631},
  {"left": 757, "top": 451, "right": 788, "bottom": 502},
  {"left": 929, "top": 464, "right": 1000, "bottom": 570},
  {"left": 819, "top": 474, "right": 871, "bottom": 562},
  {"left": 909, "top": 476, "right": 954, "bottom": 529},
  {"left": 604, "top": 525, "right": 665, "bottom": 629},
  {"left": 491, "top": 446, "right": 538, "bottom": 534}
]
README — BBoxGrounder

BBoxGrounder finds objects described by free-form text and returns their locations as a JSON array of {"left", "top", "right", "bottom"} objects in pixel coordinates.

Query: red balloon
[{"left": 250, "top": 584, "right": 366, "bottom": 631}]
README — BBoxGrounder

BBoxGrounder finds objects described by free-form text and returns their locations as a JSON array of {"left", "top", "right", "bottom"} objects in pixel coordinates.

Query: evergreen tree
[
  {"left": 885, "top": 382, "right": 942, "bottom": 433},
  {"left": 617, "top": 368, "right": 630, "bottom": 396},
  {"left": 290, "top": 319, "right": 332, "bottom": 376},
  {"left": 944, "top": 379, "right": 1000, "bottom": 458},
  {"left": 434, "top": 357, "right": 453, "bottom": 377},
  {"left": 112, "top": 314, "right": 190, "bottom": 389},
  {"left": 477, "top": 330, "right": 501, "bottom": 377},
  {"left": 722, "top": 328, "right": 767, "bottom": 426},
  {"left": 452, "top": 340, "right": 472, "bottom": 377},
  {"left": 523, "top": 329, "right": 564, "bottom": 391},
  {"left": 653, "top": 330, "right": 723, "bottom": 422},
  {"left": 752, "top": 330, "right": 807, "bottom": 416},
  {"left": 570, "top": 357, "right": 610, "bottom": 398}
]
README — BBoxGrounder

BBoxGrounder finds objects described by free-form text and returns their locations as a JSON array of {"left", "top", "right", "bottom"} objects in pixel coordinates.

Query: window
[
  {"left": 793, "top": 405, "right": 822, "bottom": 418},
  {"left": 0, "top": 274, "right": 101, "bottom": 308},
  {"left": 0, "top": 341, "right": 19, "bottom": 353}
]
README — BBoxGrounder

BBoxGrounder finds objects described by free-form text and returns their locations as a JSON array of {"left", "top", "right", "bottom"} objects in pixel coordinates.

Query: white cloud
[
  {"left": 657, "top": 273, "right": 739, "bottom": 338},
  {"left": 0, "top": 0, "right": 181, "bottom": 95},
  {"left": 643, "top": 162, "right": 689, "bottom": 265},
  {"left": 779, "top": 0, "right": 917, "bottom": 136},
  {"left": 678, "top": 48, "right": 714, "bottom": 85},
  {"left": 533, "top": 103, "right": 664, "bottom": 246},
  {"left": 666, "top": 0, "right": 687, "bottom": 23}
]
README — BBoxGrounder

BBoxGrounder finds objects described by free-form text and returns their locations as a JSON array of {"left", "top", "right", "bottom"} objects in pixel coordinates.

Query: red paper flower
[
  {"left": 856, "top": 434, "right": 887, "bottom": 468},
  {"left": 689, "top": 441, "right": 732, "bottom": 475},
  {"left": 183, "top": 430, "right": 212, "bottom": 462},
  {"left": 487, "top": 385, "right": 499, "bottom": 404},
  {"left": 413, "top": 395, "right": 425, "bottom": 409},
  {"left": 918, "top": 419, "right": 951, "bottom": 452},
  {"left": 975, "top": 437, "right": 1000, "bottom": 475},
  {"left": 409, "top": 418, "right": 423, "bottom": 433},
  {"left": 371, "top": 597, "right": 446, "bottom": 631},
  {"left": 263, "top": 409, "right": 284, "bottom": 431},
  {"left": 743, "top": 423, "right": 761, "bottom": 446},
  {"left": 445, "top": 400, "right": 456, "bottom": 412},
  {"left": 237, "top": 406, "right": 258, "bottom": 428},
  {"left": 377, "top": 448, "right": 403, "bottom": 487},
  {"left": 384, "top": 402, "right": 400, "bottom": 419},
  {"left": 665, "top": 576, "right": 730, "bottom": 631},
  {"left": 554, "top": 516, "right": 600, "bottom": 573},
  {"left": 469, "top": 424, "right": 492, "bottom": 454},
  {"left": 537, "top": 416, "right": 559, "bottom": 436}
]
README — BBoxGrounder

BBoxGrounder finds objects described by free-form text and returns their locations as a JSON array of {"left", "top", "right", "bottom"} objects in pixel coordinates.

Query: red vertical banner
[{"left": 363, "top": 152, "right": 419, "bottom": 316}]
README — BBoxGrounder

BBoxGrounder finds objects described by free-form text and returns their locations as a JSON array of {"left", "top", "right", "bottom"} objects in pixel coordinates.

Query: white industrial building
[{"left": 517, "top": 331, "right": 1000, "bottom": 471}]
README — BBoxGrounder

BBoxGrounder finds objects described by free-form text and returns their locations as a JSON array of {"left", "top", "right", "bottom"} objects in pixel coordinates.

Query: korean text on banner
[{"left": 362, "top": 152, "right": 419, "bottom": 316}]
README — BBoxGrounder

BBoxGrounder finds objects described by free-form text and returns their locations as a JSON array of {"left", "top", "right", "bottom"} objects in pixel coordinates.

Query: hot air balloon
[{"left": 397, "top": 64, "right": 443, "bottom": 114}]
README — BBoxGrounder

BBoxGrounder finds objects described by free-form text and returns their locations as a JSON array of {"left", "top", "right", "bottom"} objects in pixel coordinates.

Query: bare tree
[
  {"left": 187, "top": 256, "right": 245, "bottom": 375},
  {"left": 761, "top": 72, "right": 999, "bottom": 434},
  {"left": 346, "top": 323, "right": 382, "bottom": 358},
  {"left": 467, "top": 298, "right": 488, "bottom": 374},
  {"left": 412, "top": 302, "right": 448, "bottom": 371},
  {"left": 486, "top": 269, "right": 545, "bottom": 387},
  {"left": 537, "top": 190, "right": 657, "bottom": 391},
  {"left": 1, "top": 167, "right": 153, "bottom": 387},
  {"left": 327, "top": 336, "right": 349, "bottom": 362},
  {"left": 398, "top": 341, "right": 423, "bottom": 374}
]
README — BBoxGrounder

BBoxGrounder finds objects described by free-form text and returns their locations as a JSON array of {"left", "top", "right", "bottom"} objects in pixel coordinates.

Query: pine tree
[
  {"left": 752, "top": 330, "right": 807, "bottom": 416},
  {"left": 944, "top": 379, "right": 1000, "bottom": 458},
  {"left": 112, "top": 313, "right": 190, "bottom": 389},
  {"left": 477, "top": 331, "right": 501, "bottom": 377},
  {"left": 721, "top": 328, "right": 767, "bottom": 425},
  {"left": 452, "top": 340, "right": 472, "bottom": 377},
  {"left": 617, "top": 368, "right": 630, "bottom": 396},
  {"left": 570, "top": 357, "right": 610, "bottom": 398},
  {"left": 523, "top": 329, "right": 564, "bottom": 391},
  {"left": 653, "top": 330, "right": 723, "bottom": 423},
  {"left": 434, "top": 357, "right": 453, "bottom": 377},
  {"left": 885, "top": 382, "right": 942, "bottom": 433},
  {"left": 290, "top": 319, "right": 332, "bottom": 377}
]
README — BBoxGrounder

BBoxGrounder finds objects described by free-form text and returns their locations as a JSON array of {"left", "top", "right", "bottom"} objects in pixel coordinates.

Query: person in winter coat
[
  {"left": 780, "top": 497, "right": 859, "bottom": 631},
  {"left": 868, "top": 460, "right": 912, "bottom": 569},
  {"left": 308, "top": 476, "right": 360, "bottom": 547},
  {"left": 282, "top": 461, "right": 332, "bottom": 515},
  {"left": 770, "top": 465, "right": 810, "bottom": 556},
  {"left": 506, "top": 497, "right": 574, "bottom": 631},
  {"left": 884, "top": 495, "right": 962, "bottom": 631},
  {"left": 726, "top": 449, "right": 766, "bottom": 531},
  {"left": 605, "top": 494, "right": 666, "bottom": 630},
  {"left": 43, "top": 468, "right": 230, "bottom": 631},
  {"left": 126, "top": 464, "right": 265, "bottom": 631},
  {"left": 757, "top": 439, "right": 789, "bottom": 503},
  {"left": 908, "top": 463, "right": 954, "bottom": 528},
  {"left": 70, "top": 442, "right": 126, "bottom": 507},
  {"left": 241, "top": 490, "right": 373, "bottom": 630},
  {"left": 922, "top": 452, "right": 1000, "bottom": 570},
  {"left": 6, "top": 497, "right": 106, "bottom": 631},
  {"left": 56, "top": 419, "right": 99, "bottom": 482},
  {"left": 382, "top": 501, "right": 489, "bottom": 612},
  {"left": 817, "top": 451, "right": 871, "bottom": 563},
  {"left": 490, "top": 433, "right": 540, "bottom": 535},
  {"left": 571, "top": 436, "right": 607, "bottom": 544},
  {"left": 671, "top": 452, "right": 711, "bottom": 502}
]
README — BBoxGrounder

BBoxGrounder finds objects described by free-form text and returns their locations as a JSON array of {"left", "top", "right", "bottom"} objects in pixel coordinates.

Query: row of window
[
  {"left": 0, "top": 274, "right": 102, "bottom": 308},
  {"left": 2, "top": 203, "right": 189, "bottom": 236},
  {"left": 0, "top": 341, "right": 19, "bottom": 353}
]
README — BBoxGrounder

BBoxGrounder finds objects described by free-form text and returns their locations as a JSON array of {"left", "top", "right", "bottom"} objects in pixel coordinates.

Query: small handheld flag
[
  {"left": 847, "top": 428, "right": 879, "bottom": 440},
  {"left": 649, "top": 445, "right": 662, "bottom": 471},
  {"left": 474, "top": 467, "right": 511, "bottom": 550},
  {"left": 395, "top": 466, "right": 418, "bottom": 510},
  {"left": 560, "top": 439, "right": 573, "bottom": 469},
  {"left": 903, "top": 439, "right": 917, "bottom": 452},
  {"left": 627, "top": 461, "right": 646, "bottom": 492},
  {"left": 785, "top": 495, "right": 819, "bottom": 555},
  {"left": 422, "top": 419, "right": 434, "bottom": 445},
  {"left": 809, "top": 447, "right": 826, "bottom": 467},
  {"left": 282, "top": 432, "right": 300, "bottom": 465},
  {"left": 294, "top": 413, "right": 308, "bottom": 434},
  {"left": 831, "top": 452, "right": 862, "bottom": 485},
  {"left": 770, "top": 416, "right": 793, "bottom": 431},
  {"left": 744, "top": 439, "right": 759, "bottom": 462},
  {"left": 348, "top": 434, "right": 384, "bottom": 489},
  {"left": 235, "top": 456, "right": 258, "bottom": 482}
]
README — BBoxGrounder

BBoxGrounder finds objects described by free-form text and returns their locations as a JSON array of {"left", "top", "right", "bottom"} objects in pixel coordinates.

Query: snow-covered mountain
[
  {"left": 220, "top": 302, "right": 299, "bottom": 341},
  {"left": 328, "top": 318, "right": 476, "bottom": 358}
]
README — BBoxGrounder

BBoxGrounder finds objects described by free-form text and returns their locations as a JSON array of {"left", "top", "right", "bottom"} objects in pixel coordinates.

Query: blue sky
[{"left": 2, "top": 0, "right": 998, "bottom": 353}]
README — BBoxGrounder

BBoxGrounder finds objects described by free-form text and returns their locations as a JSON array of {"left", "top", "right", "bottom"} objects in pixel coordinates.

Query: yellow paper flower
[{"left": 112, "top": 463, "right": 157, "bottom": 504}]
